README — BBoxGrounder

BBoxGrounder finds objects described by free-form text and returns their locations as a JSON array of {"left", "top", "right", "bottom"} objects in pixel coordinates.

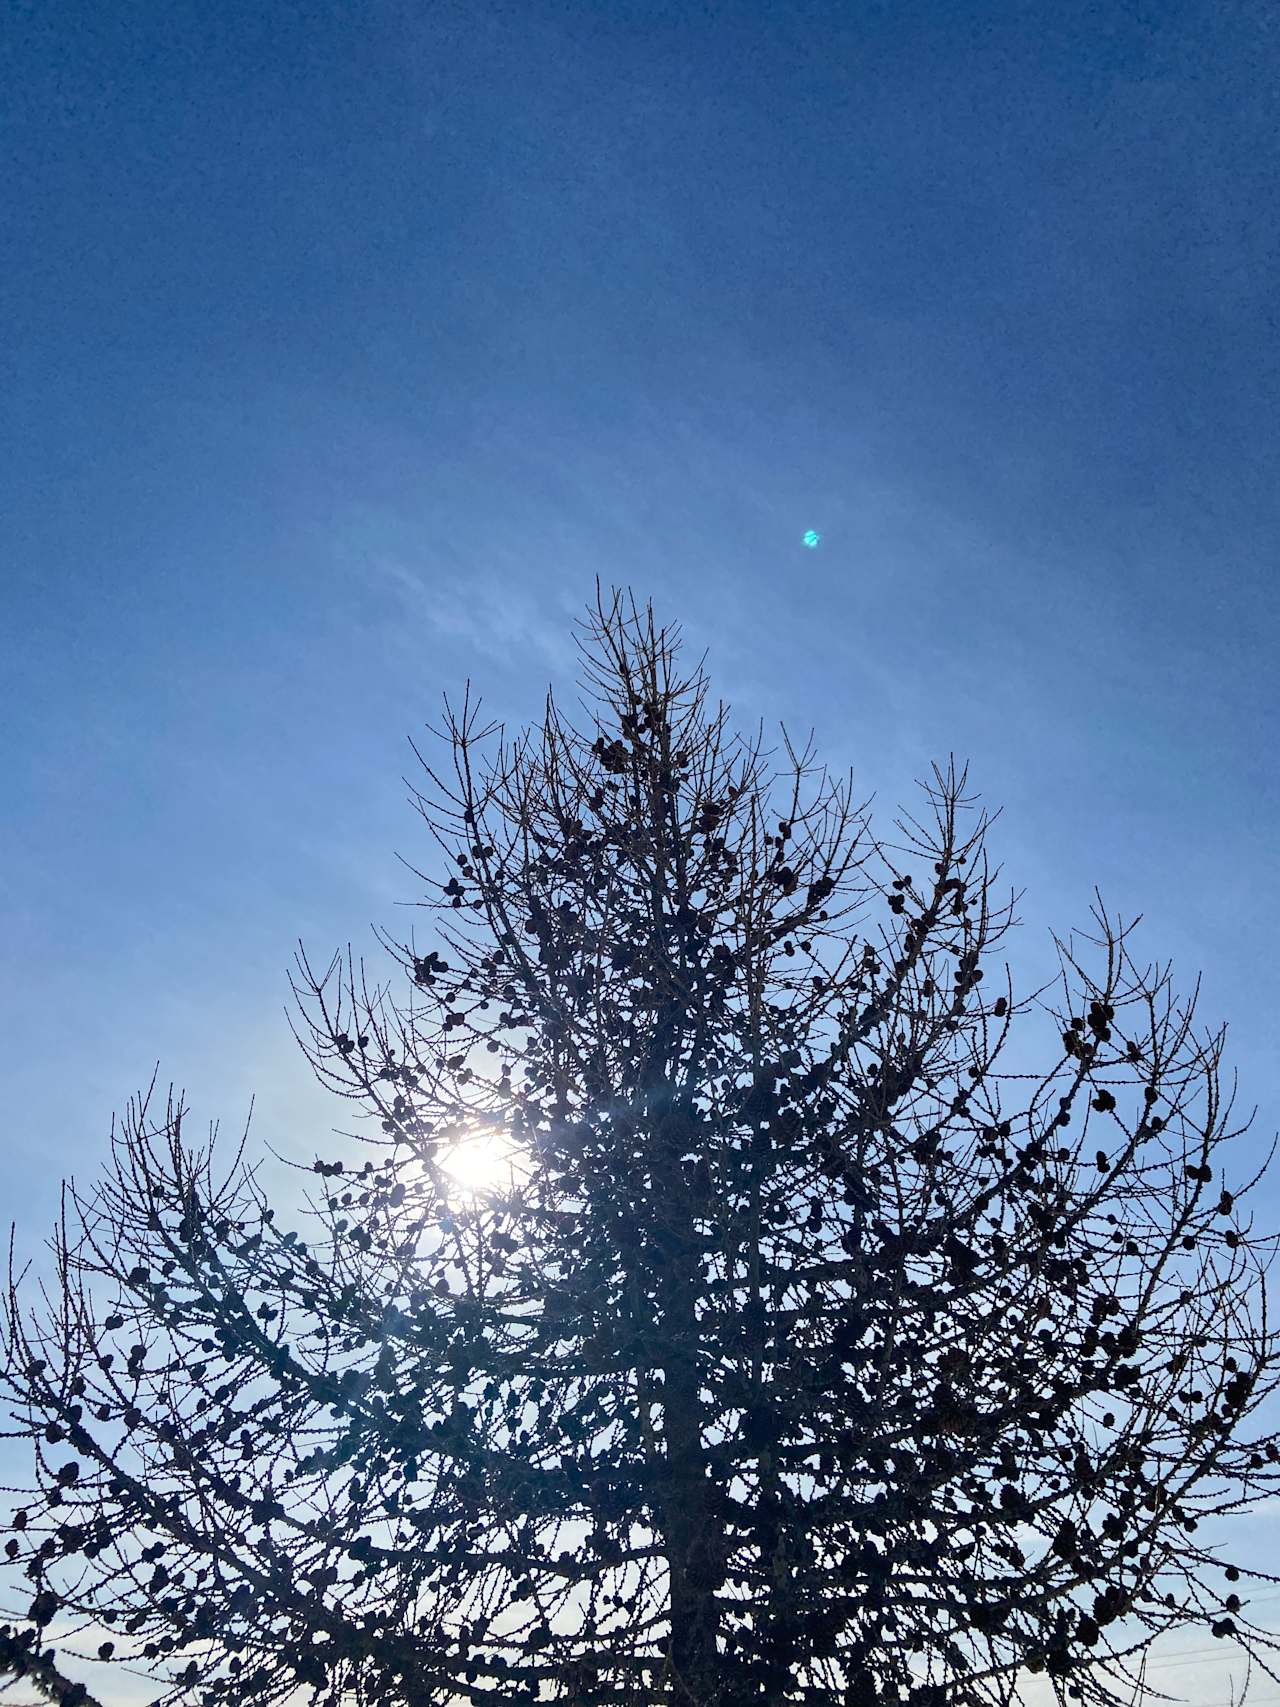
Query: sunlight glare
[{"left": 436, "top": 1122, "right": 525, "bottom": 1196}]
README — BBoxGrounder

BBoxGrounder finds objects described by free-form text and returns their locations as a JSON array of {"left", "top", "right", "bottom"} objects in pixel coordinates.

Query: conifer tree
[{"left": 4, "top": 590, "right": 1278, "bottom": 1707}]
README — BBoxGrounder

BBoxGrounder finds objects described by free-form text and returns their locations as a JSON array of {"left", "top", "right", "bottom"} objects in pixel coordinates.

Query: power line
[
  {"left": 1145, "top": 1645, "right": 1271, "bottom": 1669},
  {"left": 1171, "top": 1700, "right": 1280, "bottom": 1707},
  {"left": 1108, "top": 1591, "right": 1280, "bottom": 1674}
]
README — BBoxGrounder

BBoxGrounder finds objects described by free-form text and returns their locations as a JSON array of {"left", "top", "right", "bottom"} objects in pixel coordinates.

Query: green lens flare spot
[{"left": 803, "top": 529, "right": 821, "bottom": 549}]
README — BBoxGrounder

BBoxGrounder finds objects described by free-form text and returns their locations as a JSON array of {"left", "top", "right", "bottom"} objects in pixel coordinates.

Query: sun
[{"left": 435, "top": 1122, "right": 526, "bottom": 1196}]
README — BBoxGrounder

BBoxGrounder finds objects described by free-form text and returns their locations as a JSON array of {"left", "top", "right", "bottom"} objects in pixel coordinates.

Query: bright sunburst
[{"left": 435, "top": 1122, "right": 526, "bottom": 1196}]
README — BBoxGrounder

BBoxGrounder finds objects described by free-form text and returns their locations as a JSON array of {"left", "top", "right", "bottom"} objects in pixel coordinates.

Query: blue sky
[{"left": 2, "top": 0, "right": 1278, "bottom": 1695}]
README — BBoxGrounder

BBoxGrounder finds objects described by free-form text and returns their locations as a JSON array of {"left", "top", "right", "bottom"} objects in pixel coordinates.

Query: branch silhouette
[{"left": 4, "top": 589, "right": 1278, "bottom": 1706}]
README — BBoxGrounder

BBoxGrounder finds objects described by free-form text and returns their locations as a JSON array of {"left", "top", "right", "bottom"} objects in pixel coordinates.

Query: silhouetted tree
[
  {"left": 0, "top": 1623, "right": 106, "bottom": 1705},
  {"left": 4, "top": 590, "right": 1278, "bottom": 1707}
]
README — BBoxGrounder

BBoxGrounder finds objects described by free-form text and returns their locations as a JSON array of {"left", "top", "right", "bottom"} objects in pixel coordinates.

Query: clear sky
[{"left": 2, "top": 2, "right": 1278, "bottom": 1700}]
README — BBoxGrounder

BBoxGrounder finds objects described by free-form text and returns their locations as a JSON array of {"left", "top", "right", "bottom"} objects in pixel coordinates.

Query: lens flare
[{"left": 803, "top": 529, "right": 821, "bottom": 549}]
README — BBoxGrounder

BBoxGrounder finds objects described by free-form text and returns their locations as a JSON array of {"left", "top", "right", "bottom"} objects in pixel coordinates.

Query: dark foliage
[
  {"left": 4, "top": 591, "right": 1279, "bottom": 1707},
  {"left": 0, "top": 1620, "right": 105, "bottom": 1705}
]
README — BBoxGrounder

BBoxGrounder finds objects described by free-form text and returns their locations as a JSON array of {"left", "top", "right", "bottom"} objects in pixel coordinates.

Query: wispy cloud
[{"left": 364, "top": 552, "right": 581, "bottom": 678}]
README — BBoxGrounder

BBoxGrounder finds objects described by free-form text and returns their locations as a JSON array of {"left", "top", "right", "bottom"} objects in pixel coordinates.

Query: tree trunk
[{"left": 653, "top": 1110, "right": 724, "bottom": 1705}]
